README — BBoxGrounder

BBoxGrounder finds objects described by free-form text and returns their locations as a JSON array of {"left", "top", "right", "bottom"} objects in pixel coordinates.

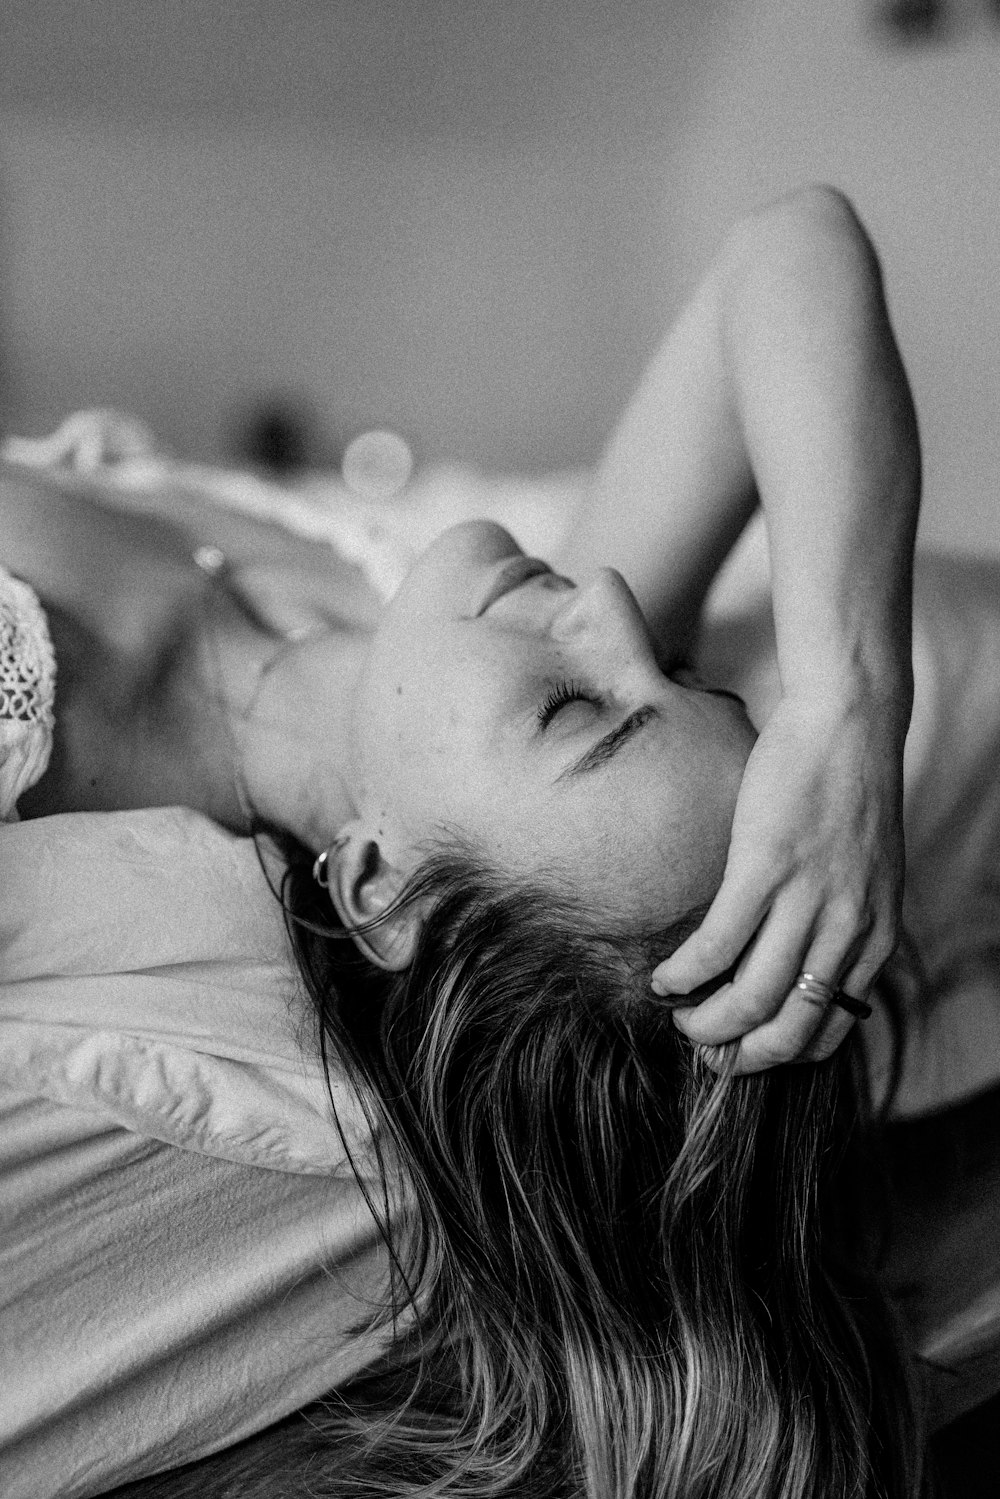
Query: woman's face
[{"left": 348, "top": 522, "right": 756, "bottom": 926}]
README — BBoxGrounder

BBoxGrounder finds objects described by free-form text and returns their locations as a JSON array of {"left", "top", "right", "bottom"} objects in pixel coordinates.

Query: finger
[
  {"left": 674, "top": 902, "right": 865, "bottom": 1053},
  {"left": 720, "top": 933, "right": 862, "bottom": 1073},
  {"left": 798, "top": 1003, "right": 857, "bottom": 1063},
  {"left": 798, "top": 911, "right": 894, "bottom": 1031},
  {"left": 651, "top": 874, "right": 772, "bottom": 996},
  {"left": 838, "top": 927, "right": 898, "bottom": 1006},
  {"left": 730, "top": 1000, "right": 855, "bottom": 1074},
  {"left": 670, "top": 895, "right": 822, "bottom": 1045},
  {"left": 674, "top": 879, "right": 888, "bottom": 1048}
]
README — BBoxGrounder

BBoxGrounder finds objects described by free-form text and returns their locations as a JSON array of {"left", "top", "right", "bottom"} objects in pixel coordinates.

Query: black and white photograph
[{"left": 1, "top": 4, "right": 999, "bottom": 1495}]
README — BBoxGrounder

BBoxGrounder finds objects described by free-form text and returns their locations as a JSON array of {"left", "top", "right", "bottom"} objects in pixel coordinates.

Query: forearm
[
  {"left": 645, "top": 190, "right": 920, "bottom": 1056},
  {"left": 718, "top": 187, "right": 919, "bottom": 735},
  {"left": 565, "top": 186, "right": 920, "bottom": 726}
]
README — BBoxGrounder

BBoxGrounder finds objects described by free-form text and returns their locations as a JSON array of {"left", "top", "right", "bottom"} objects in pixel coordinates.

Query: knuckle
[
  {"left": 809, "top": 1029, "right": 850, "bottom": 1062},
  {"left": 864, "top": 926, "right": 899, "bottom": 972},
  {"left": 681, "top": 992, "right": 767, "bottom": 1045},
  {"left": 749, "top": 1035, "right": 796, "bottom": 1070},
  {"left": 689, "top": 928, "right": 737, "bottom": 971},
  {"left": 731, "top": 988, "right": 781, "bottom": 1029},
  {"left": 824, "top": 908, "right": 864, "bottom": 949},
  {"left": 828, "top": 890, "right": 873, "bottom": 935}
]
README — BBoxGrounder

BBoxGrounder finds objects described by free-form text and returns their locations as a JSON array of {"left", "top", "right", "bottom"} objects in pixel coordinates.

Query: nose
[{"left": 550, "top": 568, "right": 656, "bottom": 663}]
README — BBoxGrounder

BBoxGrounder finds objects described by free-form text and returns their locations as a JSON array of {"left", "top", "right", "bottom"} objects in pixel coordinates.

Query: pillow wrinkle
[{"left": 0, "top": 1021, "right": 363, "bottom": 1176}]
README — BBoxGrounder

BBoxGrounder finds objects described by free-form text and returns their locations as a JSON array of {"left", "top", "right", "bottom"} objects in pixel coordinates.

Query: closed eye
[{"left": 537, "top": 680, "right": 601, "bottom": 729}]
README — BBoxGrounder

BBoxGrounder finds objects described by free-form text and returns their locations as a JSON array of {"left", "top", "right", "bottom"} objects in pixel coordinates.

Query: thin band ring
[{"left": 794, "top": 971, "right": 872, "bottom": 1021}]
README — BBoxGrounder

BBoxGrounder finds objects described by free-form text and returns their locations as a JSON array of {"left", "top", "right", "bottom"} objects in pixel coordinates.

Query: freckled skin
[{"left": 347, "top": 521, "right": 755, "bottom": 926}]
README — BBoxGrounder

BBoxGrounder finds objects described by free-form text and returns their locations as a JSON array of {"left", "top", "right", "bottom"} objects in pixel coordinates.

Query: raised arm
[
  {"left": 563, "top": 185, "right": 921, "bottom": 1071},
  {"left": 562, "top": 184, "right": 919, "bottom": 673}
]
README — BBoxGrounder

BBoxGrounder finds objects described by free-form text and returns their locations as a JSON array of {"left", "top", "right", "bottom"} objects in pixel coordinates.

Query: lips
[{"left": 476, "top": 556, "right": 553, "bottom": 615}]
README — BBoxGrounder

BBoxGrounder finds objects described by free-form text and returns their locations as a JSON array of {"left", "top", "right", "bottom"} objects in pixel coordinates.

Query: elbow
[
  {"left": 721, "top": 183, "right": 885, "bottom": 292},
  {"left": 763, "top": 183, "right": 867, "bottom": 236},
  {"left": 779, "top": 184, "right": 880, "bottom": 266}
]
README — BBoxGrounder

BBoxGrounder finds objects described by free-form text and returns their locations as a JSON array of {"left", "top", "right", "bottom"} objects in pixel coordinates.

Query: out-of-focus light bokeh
[{"left": 1, "top": 0, "right": 998, "bottom": 552}]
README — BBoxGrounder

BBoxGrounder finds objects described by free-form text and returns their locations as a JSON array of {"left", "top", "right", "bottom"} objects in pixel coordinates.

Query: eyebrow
[{"left": 556, "top": 705, "right": 659, "bottom": 781}]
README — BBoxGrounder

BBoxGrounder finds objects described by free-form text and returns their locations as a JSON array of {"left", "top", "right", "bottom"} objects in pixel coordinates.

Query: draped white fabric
[{"left": 0, "top": 807, "right": 393, "bottom": 1498}]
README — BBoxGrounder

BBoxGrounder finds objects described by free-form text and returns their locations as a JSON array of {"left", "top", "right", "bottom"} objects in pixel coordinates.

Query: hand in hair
[
  {"left": 652, "top": 686, "right": 905, "bottom": 1072},
  {"left": 628, "top": 188, "right": 919, "bottom": 1072}
]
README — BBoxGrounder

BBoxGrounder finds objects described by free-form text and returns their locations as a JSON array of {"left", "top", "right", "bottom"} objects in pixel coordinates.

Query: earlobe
[{"left": 324, "top": 820, "right": 422, "bottom": 971}]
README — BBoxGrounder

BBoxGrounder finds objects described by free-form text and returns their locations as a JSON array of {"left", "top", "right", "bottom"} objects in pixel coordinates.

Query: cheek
[
  {"left": 380, "top": 635, "right": 520, "bottom": 774},
  {"left": 355, "top": 671, "right": 493, "bottom": 831}
]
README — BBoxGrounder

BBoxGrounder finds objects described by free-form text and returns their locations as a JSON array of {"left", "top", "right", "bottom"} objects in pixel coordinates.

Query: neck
[{"left": 235, "top": 628, "right": 364, "bottom": 851}]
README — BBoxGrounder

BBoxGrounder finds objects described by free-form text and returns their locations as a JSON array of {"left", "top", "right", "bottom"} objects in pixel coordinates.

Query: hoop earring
[{"left": 312, "top": 848, "right": 332, "bottom": 887}]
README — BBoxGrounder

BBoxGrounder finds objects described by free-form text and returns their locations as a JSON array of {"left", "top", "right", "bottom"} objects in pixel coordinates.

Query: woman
[
  {"left": 5, "top": 185, "right": 914, "bottom": 1068},
  {"left": 0, "top": 185, "right": 961, "bottom": 1495}
]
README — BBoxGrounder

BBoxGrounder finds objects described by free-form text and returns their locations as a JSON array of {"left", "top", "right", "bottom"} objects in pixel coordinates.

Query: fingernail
[{"left": 651, "top": 977, "right": 674, "bottom": 996}]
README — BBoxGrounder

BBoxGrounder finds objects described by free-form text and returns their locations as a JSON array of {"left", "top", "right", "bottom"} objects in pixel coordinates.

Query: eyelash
[{"left": 537, "top": 679, "right": 601, "bottom": 728}]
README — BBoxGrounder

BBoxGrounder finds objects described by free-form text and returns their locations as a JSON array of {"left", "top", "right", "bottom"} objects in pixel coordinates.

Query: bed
[{"left": 1, "top": 410, "right": 998, "bottom": 1492}]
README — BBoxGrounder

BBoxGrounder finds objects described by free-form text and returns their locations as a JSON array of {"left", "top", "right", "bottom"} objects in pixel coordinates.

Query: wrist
[
  {"left": 781, "top": 658, "right": 913, "bottom": 754},
  {"left": 778, "top": 593, "right": 913, "bottom": 723}
]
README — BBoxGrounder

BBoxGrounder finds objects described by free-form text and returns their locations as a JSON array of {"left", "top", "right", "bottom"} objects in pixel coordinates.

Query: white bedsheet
[
  {"left": 0, "top": 807, "right": 394, "bottom": 1498},
  {"left": 2, "top": 419, "right": 999, "bottom": 1486}
]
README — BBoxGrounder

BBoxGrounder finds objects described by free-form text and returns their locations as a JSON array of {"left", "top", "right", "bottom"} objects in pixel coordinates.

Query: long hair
[
  {"left": 110, "top": 838, "right": 922, "bottom": 1499},
  {"left": 284, "top": 839, "right": 922, "bottom": 1498}
]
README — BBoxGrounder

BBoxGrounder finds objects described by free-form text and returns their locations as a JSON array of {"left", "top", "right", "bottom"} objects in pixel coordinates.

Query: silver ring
[
  {"left": 794, "top": 971, "right": 837, "bottom": 1008},
  {"left": 794, "top": 971, "right": 872, "bottom": 1020}
]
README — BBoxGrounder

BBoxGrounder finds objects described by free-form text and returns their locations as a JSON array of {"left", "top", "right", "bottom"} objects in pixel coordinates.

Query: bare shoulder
[
  {"left": 1, "top": 459, "right": 382, "bottom": 658},
  {"left": 6, "top": 462, "right": 377, "bottom": 822},
  {"left": 0, "top": 463, "right": 201, "bottom": 662}
]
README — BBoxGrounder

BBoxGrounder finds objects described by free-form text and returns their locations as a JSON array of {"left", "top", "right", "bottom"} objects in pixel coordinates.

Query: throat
[{"left": 234, "top": 625, "right": 363, "bottom": 848}]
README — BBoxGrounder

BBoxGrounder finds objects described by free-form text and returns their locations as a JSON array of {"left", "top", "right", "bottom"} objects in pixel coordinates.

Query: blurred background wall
[{"left": 1, "top": 0, "right": 997, "bottom": 550}]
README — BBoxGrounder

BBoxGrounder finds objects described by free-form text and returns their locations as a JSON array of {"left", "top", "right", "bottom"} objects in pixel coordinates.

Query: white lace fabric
[{"left": 0, "top": 566, "right": 56, "bottom": 820}]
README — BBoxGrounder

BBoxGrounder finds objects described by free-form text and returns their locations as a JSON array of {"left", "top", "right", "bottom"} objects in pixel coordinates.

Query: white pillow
[{"left": 0, "top": 806, "right": 373, "bottom": 1176}]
